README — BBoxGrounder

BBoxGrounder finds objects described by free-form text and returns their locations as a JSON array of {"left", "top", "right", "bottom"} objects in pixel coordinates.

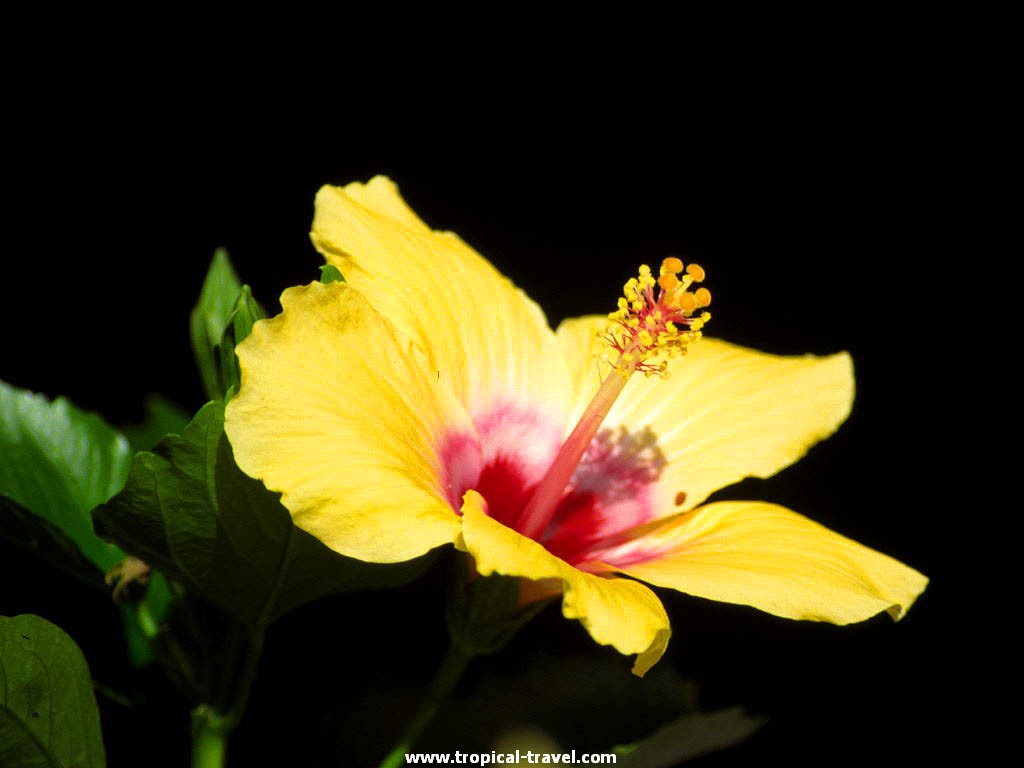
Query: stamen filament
[
  {"left": 513, "top": 258, "right": 710, "bottom": 543},
  {"left": 514, "top": 358, "right": 630, "bottom": 541}
]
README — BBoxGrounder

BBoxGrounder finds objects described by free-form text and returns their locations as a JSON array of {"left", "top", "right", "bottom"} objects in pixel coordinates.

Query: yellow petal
[
  {"left": 555, "top": 314, "right": 615, "bottom": 427},
  {"left": 456, "top": 490, "right": 670, "bottom": 676},
  {"left": 556, "top": 317, "right": 854, "bottom": 514},
  {"left": 225, "top": 281, "right": 471, "bottom": 563},
  {"left": 311, "top": 177, "right": 572, "bottom": 424},
  {"left": 606, "top": 501, "right": 927, "bottom": 623}
]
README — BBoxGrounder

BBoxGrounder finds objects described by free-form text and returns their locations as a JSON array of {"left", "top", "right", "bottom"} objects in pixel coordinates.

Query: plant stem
[
  {"left": 223, "top": 628, "right": 266, "bottom": 730},
  {"left": 188, "top": 530, "right": 290, "bottom": 765},
  {"left": 189, "top": 626, "right": 267, "bottom": 767},
  {"left": 377, "top": 643, "right": 474, "bottom": 768},
  {"left": 192, "top": 706, "right": 228, "bottom": 768},
  {"left": 134, "top": 599, "right": 160, "bottom": 639}
]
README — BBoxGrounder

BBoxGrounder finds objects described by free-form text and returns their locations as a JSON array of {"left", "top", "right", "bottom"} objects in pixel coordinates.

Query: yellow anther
[
  {"left": 600, "top": 261, "right": 710, "bottom": 380},
  {"left": 655, "top": 274, "right": 679, "bottom": 290},
  {"left": 658, "top": 272, "right": 680, "bottom": 292},
  {"left": 662, "top": 256, "right": 684, "bottom": 274}
]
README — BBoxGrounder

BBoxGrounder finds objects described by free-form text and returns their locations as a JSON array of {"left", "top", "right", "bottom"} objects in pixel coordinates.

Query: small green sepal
[
  {"left": 445, "top": 554, "right": 553, "bottom": 656},
  {"left": 319, "top": 264, "right": 345, "bottom": 284}
]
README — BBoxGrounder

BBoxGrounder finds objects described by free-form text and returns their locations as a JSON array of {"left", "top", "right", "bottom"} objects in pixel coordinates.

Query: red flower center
[
  {"left": 439, "top": 404, "right": 665, "bottom": 566},
  {"left": 440, "top": 259, "right": 709, "bottom": 567}
]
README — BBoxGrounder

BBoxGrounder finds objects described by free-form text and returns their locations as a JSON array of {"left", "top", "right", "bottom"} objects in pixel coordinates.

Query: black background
[{"left": 2, "top": 40, "right": 971, "bottom": 767}]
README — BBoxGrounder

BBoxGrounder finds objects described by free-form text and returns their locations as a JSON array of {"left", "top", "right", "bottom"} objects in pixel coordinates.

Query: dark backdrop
[{"left": 3, "top": 81, "right": 958, "bottom": 766}]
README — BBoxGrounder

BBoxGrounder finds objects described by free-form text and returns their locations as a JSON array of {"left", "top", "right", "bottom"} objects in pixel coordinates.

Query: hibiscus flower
[{"left": 224, "top": 177, "right": 926, "bottom": 675}]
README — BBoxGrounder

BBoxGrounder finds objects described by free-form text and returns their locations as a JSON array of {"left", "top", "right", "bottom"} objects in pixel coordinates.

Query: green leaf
[
  {"left": 319, "top": 264, "right": 345, "bottom": 284},
  {"left": 217, "top": 285, "right": 266, "bottom": 402},
  {"left": 347, "top": 651, "right": 703, "bottom": 761},
  {"left": 95, "top": 402, "right": 435, "bottom": 629},
  {"left": 121, "top": 395, "right": 192, "bottom": 452},
  {"left": 614, "top": 707, "right": 767, "bottom": 766},
  {"left": 0, "top": 380, "right": 130, "bottom": 573},
  {"left": 190, "top": 249, "right": 267, "bottom": 402},
  {"left": 190, "top": 248, "right": 243, "bottom": 401},
  {"left": 0, "top": 496, "right": 108, "bottom": 591},
  {"left": 0, "top": 494, "right": 171, "bottom": 669},
  {"left": 0, "top": 381, "right": 175, "bottom": 668},
  {"left": 0, "top": 614, "right": 106, "bottom": 768}
]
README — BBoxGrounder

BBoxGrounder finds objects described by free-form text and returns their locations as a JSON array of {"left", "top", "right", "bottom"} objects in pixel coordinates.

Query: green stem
[
  {"left": 377, "top": 643, "right": 474, "bottom": 768},
  {"left": 188, "top": 525, "right": 291, "bottom": 765},
  {"left": 192, "top": 706, "right": 229, "bottom": 768},
  {"left": 189, "top": 626, "right": 267, "bottom": 767},
  {"left": 134, "top": 599, "right": 160, "bottom": 640},
  {"left": 223, "top": 628, "right": 266, "bottom": 730}
]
